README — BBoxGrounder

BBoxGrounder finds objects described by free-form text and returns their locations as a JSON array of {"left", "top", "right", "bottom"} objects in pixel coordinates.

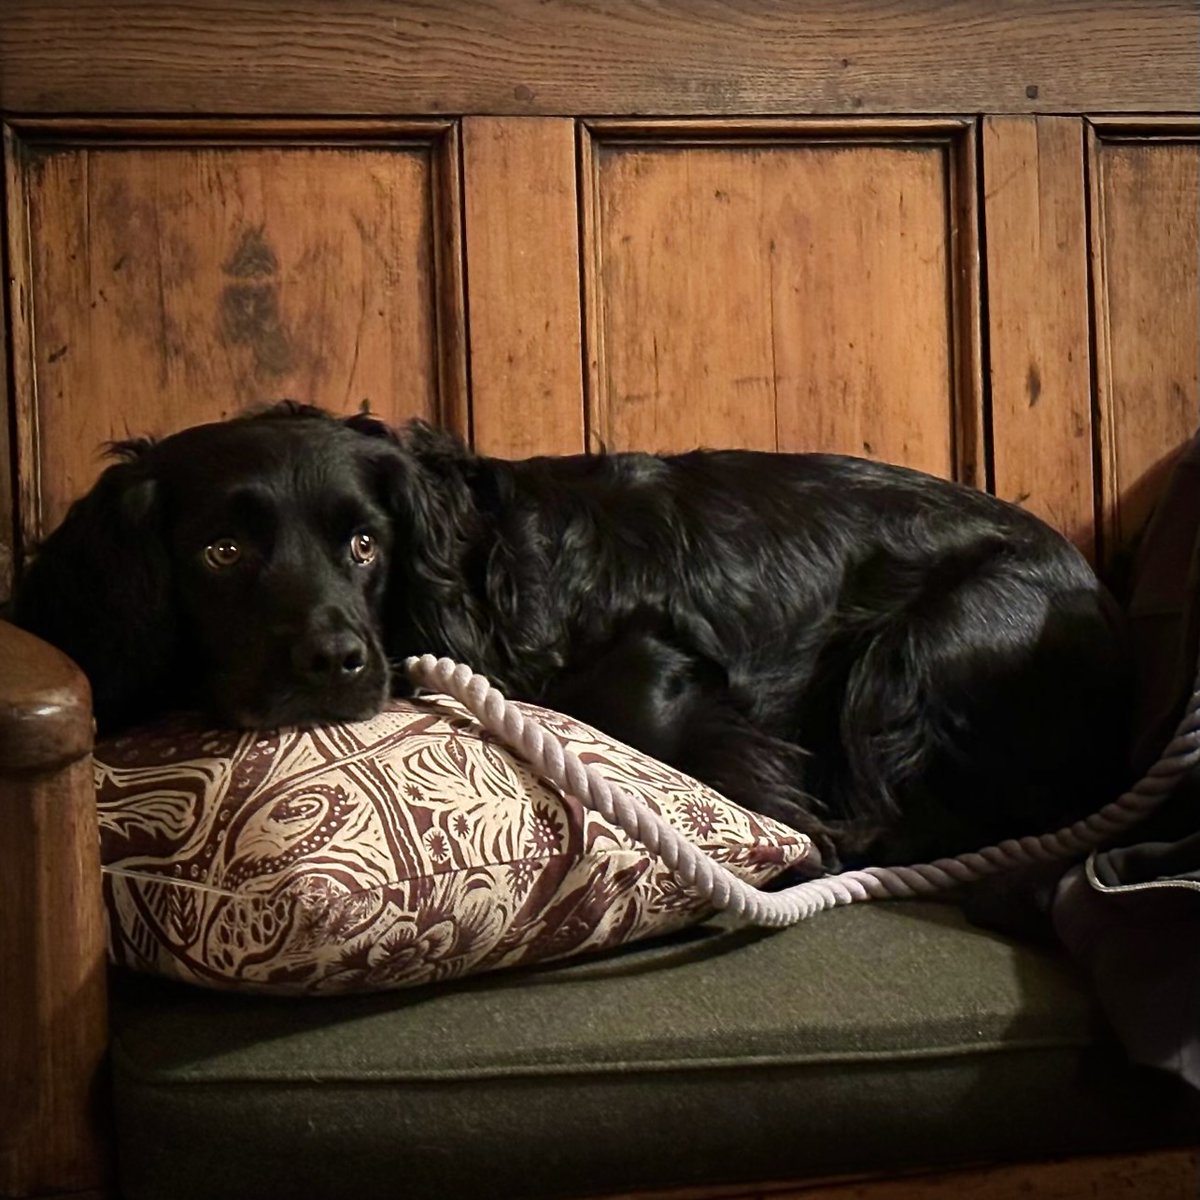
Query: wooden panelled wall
[{"left": 2, "top": 3, "right": 1199, "bottom": 602}]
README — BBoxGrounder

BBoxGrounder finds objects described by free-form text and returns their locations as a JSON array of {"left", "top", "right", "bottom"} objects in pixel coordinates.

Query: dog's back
[{"left": 484, "top": 446, "right": 1131, "bottom": 861}]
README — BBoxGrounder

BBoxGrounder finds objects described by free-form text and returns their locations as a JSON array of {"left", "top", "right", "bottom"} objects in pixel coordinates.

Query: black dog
[{"left": 16, "top": 403, "right": 1130, "bottom": 865}]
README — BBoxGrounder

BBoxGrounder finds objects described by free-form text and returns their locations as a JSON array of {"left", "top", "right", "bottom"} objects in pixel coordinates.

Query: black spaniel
[{"left": 16, "top": 403, "right": 1130, "bottom": 865}]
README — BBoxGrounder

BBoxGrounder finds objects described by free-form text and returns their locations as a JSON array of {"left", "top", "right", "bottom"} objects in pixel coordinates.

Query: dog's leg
[
  {"left": 543, "top": 623, "right": 842, "bottom": 866},
  {"left": 668, "top": 701, "right": 844, "bottom": 868},
  {"left": 541, "top": 620, "right": 719, "bottom": 763}
]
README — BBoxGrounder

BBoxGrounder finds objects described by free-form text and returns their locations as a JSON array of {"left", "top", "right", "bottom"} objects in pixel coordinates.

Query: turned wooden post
[{"left": 0, "top": 619, "right": 110, "bottom": 1198}]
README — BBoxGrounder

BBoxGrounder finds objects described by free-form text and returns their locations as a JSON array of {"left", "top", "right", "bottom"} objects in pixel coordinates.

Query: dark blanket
[
  {"left": 1054, "top": 831, "right": 1200, "bottom": 1086},
  {"left": 1052, "top": 431, "right": 1200, "bottom": 1089}
]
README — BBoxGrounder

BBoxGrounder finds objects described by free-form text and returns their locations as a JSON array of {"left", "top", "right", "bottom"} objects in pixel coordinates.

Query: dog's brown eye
[
  {"left": 350, "top": 532, "right": 377, "bottom": 565},
  {"left": 204, "top": 538, "right": 242, "bottom": 569}
]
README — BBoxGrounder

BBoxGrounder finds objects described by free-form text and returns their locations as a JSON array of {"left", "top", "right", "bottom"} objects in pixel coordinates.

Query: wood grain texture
[
  {"left": 430, "top": 122, "right": 471, "bottom": 445},
  {"left": 1, "top": 0, "right": 1197, "bottom": 117},
  {"left": 463, "top": 118, "right": 585, "bottom": 458},
  {"left": 1090, "top": 125, "right": 1200, "bottom": 567},
  {"left": 7, "top": 122, "right": 466, "bottom": 541},
  {"left": 606, "top": 1149, "right": 1200, "bottom": 1200},
  {"left": 949, "top": 122, "right": 985, "bottom": 490},
  {"left": 3, "top": 124, "right": 34, "bottom": 586},
  {"left": 983, "top": 116, "right": 1095, "bottom": 556},
  {"left": 0, "top": 623, "right": 108, "bottom": 1198},
  {"left": 583, "top": 121, "right": 973, "bottom": 479},
  {"left": 0, "top": 618, "right": 92, "bottom": 774},
  {"left": 0, "top": 139, "right": 12, "bottom": 601}
]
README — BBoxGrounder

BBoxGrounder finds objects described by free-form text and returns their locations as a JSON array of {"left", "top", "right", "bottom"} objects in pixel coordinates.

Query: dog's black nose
[{"left": 293, "top": 630, "right": 369, "bottom": 684}]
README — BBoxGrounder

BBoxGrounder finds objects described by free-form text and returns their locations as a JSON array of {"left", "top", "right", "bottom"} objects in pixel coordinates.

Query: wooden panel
[
  {"left": 983, "top": 116, "right": 1094, "bottom": 556},
  {"left": 582, "top": 121, "right": 978, "bottom": 480},
  {"left": 463, "top": 118, "right": 584, "bottom": 459},
  {"left": 2, "top": 0, "right": 1198, "bottom": 117},
  {"left": 6, "top": 121, "right": 466, "bottom": 542},
  {"left": 1091, "top": 124, "right": 1200, "bottom": 566}
]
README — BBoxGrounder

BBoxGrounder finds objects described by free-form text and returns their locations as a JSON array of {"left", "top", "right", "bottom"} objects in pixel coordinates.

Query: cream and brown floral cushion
[{"left": 96, "top": 697, "right": 812, "bottom": 995}]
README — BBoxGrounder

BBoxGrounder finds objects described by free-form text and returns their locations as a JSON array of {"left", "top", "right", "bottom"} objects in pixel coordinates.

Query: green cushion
[{"left": 110, "top": 901, "right": 1197, "bottom": 1200}]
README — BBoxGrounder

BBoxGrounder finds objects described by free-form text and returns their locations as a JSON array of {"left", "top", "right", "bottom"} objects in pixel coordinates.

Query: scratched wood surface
[
  {"left": 1091, "top": 127, "right": 1200, "bottom": 567},
  {"left": 10, "top": 131, "right": 463, "bottom": 538},
  {"left": 583, "top": 125, "right": 972, "bottom": 479},
  {"left": 2, "top": 0, "right": 1197, "bottom": 117},
  {"left": 983, "top": 116, "right": 1095, "bottom": 557}
]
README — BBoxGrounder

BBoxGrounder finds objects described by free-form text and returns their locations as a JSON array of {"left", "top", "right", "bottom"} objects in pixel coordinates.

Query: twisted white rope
[{"left": 405, "top": 655, "right": 1200, "bottom": 928}]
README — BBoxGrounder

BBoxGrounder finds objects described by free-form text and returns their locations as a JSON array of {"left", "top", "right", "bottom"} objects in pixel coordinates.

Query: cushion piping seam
[{"left": 109, "top": 1033, "right": 1097, "bottom": 1086}]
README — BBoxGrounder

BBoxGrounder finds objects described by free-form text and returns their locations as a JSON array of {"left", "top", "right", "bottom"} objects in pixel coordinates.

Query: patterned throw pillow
[{"left": 96, "top": 697, "right": 813, "bottom": 995}]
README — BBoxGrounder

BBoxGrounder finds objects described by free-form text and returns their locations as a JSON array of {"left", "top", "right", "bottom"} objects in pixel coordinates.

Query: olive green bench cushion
[{"left": 109, "top": 900, "right": 1197, "bottom": 1200}]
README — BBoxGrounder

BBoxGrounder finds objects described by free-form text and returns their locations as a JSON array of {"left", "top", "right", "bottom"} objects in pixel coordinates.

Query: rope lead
[{"left": 405, "top": 654, "right": 1200, "bottom": 928}]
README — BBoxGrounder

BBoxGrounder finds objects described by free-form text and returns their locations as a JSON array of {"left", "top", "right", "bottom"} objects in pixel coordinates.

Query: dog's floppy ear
[
  {"left": 345, "top": 416, "right": 496, "bottom": 665},
  {"left": 347, "top": 415, "right": 482, "bottom": 560},
  {"left": 371, "top": 418, "right": 479, "bottom": 538},
  {"left": 15, "top": 449, "right": 180, "bottom": 731}
]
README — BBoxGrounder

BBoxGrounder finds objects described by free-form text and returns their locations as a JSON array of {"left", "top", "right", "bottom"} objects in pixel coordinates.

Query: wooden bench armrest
[
  {"left": 0, "top": 617, "right": 93, "bottom": 771},
  {"left": 0, "top": 619, "right": 110, "bottom": 1198}
]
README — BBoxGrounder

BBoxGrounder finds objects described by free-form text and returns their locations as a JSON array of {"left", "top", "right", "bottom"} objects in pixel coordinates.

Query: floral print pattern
[{"left": 95, "top": 697, "right": 813, "bottom": 996}]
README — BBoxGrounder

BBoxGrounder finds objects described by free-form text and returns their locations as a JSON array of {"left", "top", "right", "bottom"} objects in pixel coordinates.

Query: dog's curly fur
[{"left": 16, "top": 403, "right": 1131, "bottom": 865}]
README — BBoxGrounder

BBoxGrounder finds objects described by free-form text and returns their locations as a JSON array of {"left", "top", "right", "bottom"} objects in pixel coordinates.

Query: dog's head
[{"left": 16, "top": 404, "right": 429, "bottom": 732}]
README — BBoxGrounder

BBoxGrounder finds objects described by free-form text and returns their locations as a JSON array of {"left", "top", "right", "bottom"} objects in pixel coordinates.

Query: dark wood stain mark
[
  {"left": 220, "top": 226, "right": 292, "bottom": 376},
  {"left": 220, "top": 283, "right": 293, "bottom": 376},
  {"left": 1027, "top": 362, "right": 1042, "bottom": 407},
  {"left": 47, "top": 345, "right": 69, "bottom": 363},
  {"left": 223, "top": 225, "right": 279, "bottom": 279}
]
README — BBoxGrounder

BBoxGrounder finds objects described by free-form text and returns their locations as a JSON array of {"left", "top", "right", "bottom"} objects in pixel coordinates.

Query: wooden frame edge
[
  {"left": 1084, "top": 120, "right": 1118, "bottom": 571},
  {"left": 431, "top": 121, "right": 471, "bottom": 442},
  {"left": 578, "top": 121, "right": 606, "bottom": 454},
  {"left": 3, "top": 1, "right": 1197, "bottom": 118},
  {"left": 949, "top": 121, "right": 986, "bottom": 490},
  {"left": 4, "top": 116, "right": 459, "bottom": 142},
  {"left": 0, "top": 127, "right": 13, "bottom": 598},
  {"left": 3, "top": 123, "right": 39, "bottom": 559},
  {"left": 1085, "top": 115, "right": 1200, "bottom": 140},
  {"left": 582, "top": 116, "right": 974, "bottom": 144}
]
